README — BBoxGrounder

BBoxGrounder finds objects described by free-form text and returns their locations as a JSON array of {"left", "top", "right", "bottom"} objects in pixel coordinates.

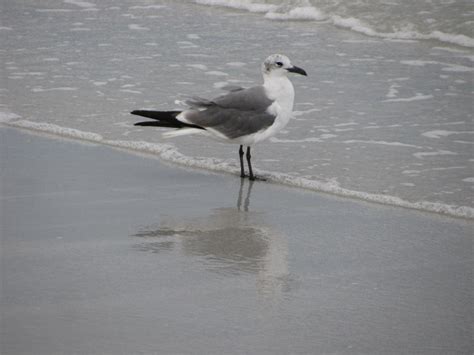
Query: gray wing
[
  {"left": 182, "top": 86, "right": 276, "bottom": 139},
  {"left": 185, "top": 107, "right": 276, "bottom": 139},
  {"left": 220, "top": 84, "right": 244, "bottom": 93},
  {"left": 213, "top": 86, "right": 273, "bottom": 111},
  {"left": 185, "top": 86, "right": 273, "bottom": 111}
]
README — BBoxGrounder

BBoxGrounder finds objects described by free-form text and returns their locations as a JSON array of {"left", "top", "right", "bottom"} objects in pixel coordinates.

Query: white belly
[{"left": 232, "top": 114, "right": 291, "bottom": 145}]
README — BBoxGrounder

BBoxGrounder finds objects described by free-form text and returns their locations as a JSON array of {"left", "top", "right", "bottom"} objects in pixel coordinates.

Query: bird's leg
[
  {"left": 246, "top": 146, "right": 266, "bottom": 181},
  {"left": 246, "top": 146, "right": 255, "bottom": 181},
  {"left": 239, "top": 145, "right": 245, "bottom": 178}
]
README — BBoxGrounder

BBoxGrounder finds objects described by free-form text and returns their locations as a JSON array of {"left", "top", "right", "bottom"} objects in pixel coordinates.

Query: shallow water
[{"left": 1, "top": 0, "right": 473, "bottom": 217}]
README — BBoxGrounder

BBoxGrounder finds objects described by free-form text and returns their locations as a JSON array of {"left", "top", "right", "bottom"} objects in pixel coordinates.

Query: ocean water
[
  {"left": 1, "top": 0, "right": 473, "bottom": 218},
  {"left": 195, "top": 0, "right": 474, "bottom": 47}
]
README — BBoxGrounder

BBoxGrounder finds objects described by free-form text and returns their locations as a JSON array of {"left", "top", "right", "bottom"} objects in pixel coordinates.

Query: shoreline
[{"left": 2, "top": 121, "right": 473, "bottom": 220}]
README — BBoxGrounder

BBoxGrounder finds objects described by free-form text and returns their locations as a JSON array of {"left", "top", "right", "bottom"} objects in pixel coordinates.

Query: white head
[{"left": 262, "top": 54, "right": 307, "bottom": 77}]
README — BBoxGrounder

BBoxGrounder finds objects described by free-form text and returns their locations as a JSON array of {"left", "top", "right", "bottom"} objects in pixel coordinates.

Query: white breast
[
  {"left": 234, "top": 78, "right": 295, "bottom": 146},
  {"left": 264, "top": 75, "right": 295, "bottom": 114}
]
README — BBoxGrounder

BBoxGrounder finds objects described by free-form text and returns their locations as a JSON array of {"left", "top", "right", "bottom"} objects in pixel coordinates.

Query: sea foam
[
  {"left": 193, "top": 0, "right": 474, "bottom": 48},
  {"left": 331, "top": 17, "right": 474, "bottom": 48},
  {"left": 265, "top": 6, "right": 325, "bottom": 21},
  {"left": 195, "top": 0, "right": 277, "bottom": 13},
  {"left": 63, "top": 0, "right": 96, "bottom": 9},
  {"left": 2, "top": 115, "right": 473, "bottom": 220}
]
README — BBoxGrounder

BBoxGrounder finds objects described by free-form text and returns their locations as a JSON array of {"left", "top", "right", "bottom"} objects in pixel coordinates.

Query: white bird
[{"left": 132, "top": 54, "right": 307, "bottom": 181}]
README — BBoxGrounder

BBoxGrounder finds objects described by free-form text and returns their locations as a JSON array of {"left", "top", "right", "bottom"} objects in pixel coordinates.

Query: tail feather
[
  {"left": 131, "top": 110, "right": 204, "bottom": 130},
  {"left": 131, "top": 110, "right": 180, "bottom": 121},
  {"left": 162, "top": 128, "right": 204, "bottom": 138},
  {"left": 134, "top": 121, "right": 182, "bottom": 128}
]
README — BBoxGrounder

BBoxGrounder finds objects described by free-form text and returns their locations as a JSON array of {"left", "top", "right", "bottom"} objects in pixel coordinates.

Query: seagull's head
[{"left": 262, "top": 54, "right": 307, "bottom": 77}]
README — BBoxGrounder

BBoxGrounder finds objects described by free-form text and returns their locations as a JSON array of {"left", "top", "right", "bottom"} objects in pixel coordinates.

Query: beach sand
[{"left": 1, "top": 127, "right": 472, "bottom": 354}]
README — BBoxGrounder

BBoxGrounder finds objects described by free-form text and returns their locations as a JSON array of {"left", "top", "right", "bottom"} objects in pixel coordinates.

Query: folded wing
[{"left": 181, "top": 86, "right": 277, "bottom": 139}]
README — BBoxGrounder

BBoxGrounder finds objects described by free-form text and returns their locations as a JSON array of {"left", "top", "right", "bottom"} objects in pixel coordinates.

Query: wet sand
[{"left": 1, "top": 127, "right": 472, "bottom": 355}]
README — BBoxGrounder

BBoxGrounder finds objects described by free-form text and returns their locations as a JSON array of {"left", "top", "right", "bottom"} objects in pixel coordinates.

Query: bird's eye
[{"left": 276, "top": 62, "right": 283, "bottom": 67}]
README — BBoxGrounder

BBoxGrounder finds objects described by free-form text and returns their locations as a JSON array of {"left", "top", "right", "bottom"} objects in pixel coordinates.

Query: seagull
[{"left": 131, "top": 54, "right": 307, "bottom": 181}]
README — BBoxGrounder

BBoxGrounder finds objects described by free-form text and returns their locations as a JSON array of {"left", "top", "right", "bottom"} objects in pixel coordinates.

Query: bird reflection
[
  {"left": 237, "top": 178, "right": 253, "bottom": 211},
  {"left": 133, "top": 179, "right": 290, "bottom": 299}
]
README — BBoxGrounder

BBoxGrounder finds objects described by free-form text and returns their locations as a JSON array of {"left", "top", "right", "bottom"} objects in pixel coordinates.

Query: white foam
[
  {"left": 205, "top": 71, "right": 229, "bottom": 76},
  {"left": 194, "top": 1, "right": 474, "bottom": 48},
  {"left": 441, "top": 64, "right": 474, "bottom": 73},
  {"left": 36, "top": 9, "right": 73, "bottom": 13},
  {"left": 226, "top": 62, "right": 246, "bottom": 67},
  {"left": 64, "top": 0, "right": 96, "bottom": 8},
  {"left": 331, "top": 16, "right": 377, "bottom": 36},
  {"left": 293, "top": 108, "right": 322, "bottom": 117},
  {"left": 385, "top": 84, "right": 400, "bottom": 99},
  {"left": 383, "top": 94, "right": 433, "bottom": 103},
  {"left": 403, "top": 166, "right": 465, "bottom": 175},
  {"left": 120, "top": 89, "right": 142, "bottom": 94},
  {"left": 331, "top": 17, "right": 474, "bottom": 48},
  {"left": 383, "top": 39, "right": 418, "bottom": 44},
  {"left": 187, "top": 64, "right": 208, "bottom": 70},
  {"left": 0, "top": 112, "right": 21, "bottom": 123},
  {"left": 2, "top": 117, "right": 473, "bottom": 219},
  {"left": 11, "top": 72, "right": 45, "bottom": 76},
  {"left": 265, "top": 171, "right": 474, "bottom": 219},
  {"left": 270, "top": 137, "right": 323, "bottom": 143},
  {"left": 431, "top": 46, "right": 469, "bottom": 54},
  {"left": 333, "top": 127, "right": 354, "bottom": 132},
  {"left": 4, "top": 120, "right": 104, "bottom": 142},
  {"left": 32, "top": 87, "right": 78, "bottom": 92},
  {"left": 430, "top": 31, "right": 474, "bottom": 49},
  {"left": 320, "top": 134, "right": 337, "bottom": 139},
  {"left": 422, "top": 130, "right": 474, "bottom": 139},
  {"left": 413, "top": 150, "right": 458, "bottom": 159},
  {"left": 400, "top": 60, "right": 474, "bottom": 72},
  {"left": 454, "top": 140, "right": 474, "bottom": 145},
  {"left": 128, "top": 24, "right": 149, "bottom": 31},
  {"left": 177, "top": 41, "right": 199, "bottom": 49},
  {"left": 129, "top": 5, "right": 165, "bottom": 10},
  {"left": 401, "top": 60, "right": 439, "bottom": 67},
  {"left": 194, "top": 0, "right": 277, "bottom": 13},
  {"left": 212, "top": 81, "right": 230, "bottom": 89},
  {"left": 265, "top": 7, "right": 325, "bottom": 21},
  {"left": 342, "top": 140, "right": 424, "bottom": 149},
  {"left": 70, "top": 27, "right": 91, "bottom": 31}
]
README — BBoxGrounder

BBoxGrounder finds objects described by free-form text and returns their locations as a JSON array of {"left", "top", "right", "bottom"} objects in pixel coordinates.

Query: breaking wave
[{"left": 194, "top": 0, "right": 474, "bottom": 48}]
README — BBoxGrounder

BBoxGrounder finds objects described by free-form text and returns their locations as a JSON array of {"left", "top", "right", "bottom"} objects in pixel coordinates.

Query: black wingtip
[
  {"left": 134, "top": 121, "right": 159, "bottom": 127},
  {"left": 131, "top": 110, "right": 153, "bottom": 116}
]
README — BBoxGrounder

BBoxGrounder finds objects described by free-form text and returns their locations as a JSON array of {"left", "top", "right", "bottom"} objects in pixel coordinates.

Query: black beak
[{"left": 287, "top": 65, "right": 307, "bottom": 76}]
